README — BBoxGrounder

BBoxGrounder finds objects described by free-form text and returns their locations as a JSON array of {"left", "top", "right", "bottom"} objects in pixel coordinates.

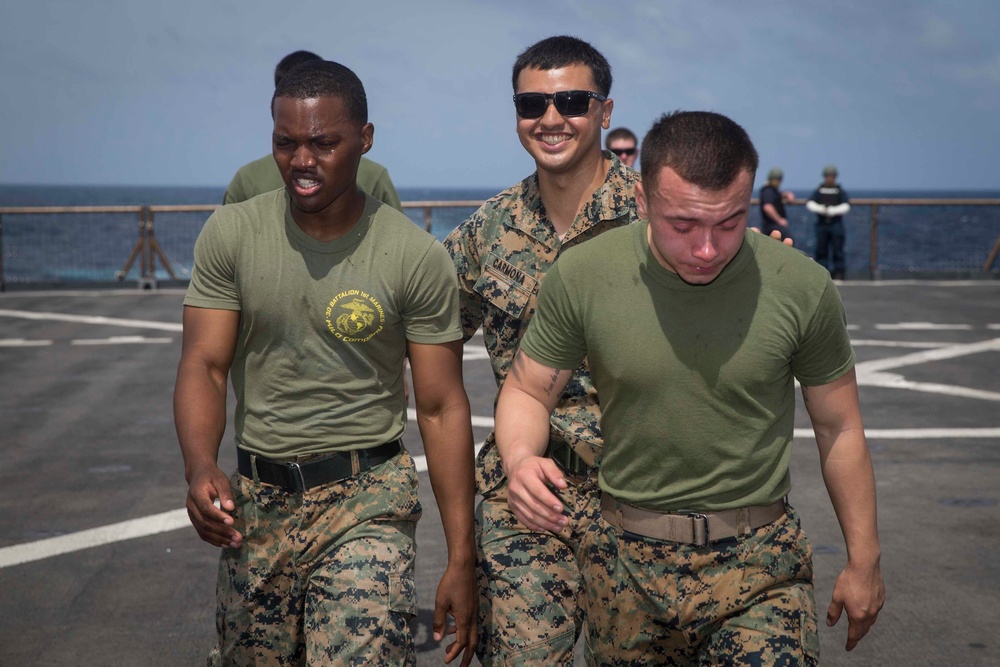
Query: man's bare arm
[
  {"left": 802, "top": 368, "right": 885, "bottom": 651},
  {"left": 173, "top": 306, "right": 241, "bottom": 548},
  {"left": 495, "top": 350, "right": 574, "bottom": 533},
  {"left": 408, "top": 340, "right": 477, "bottom": 666}
]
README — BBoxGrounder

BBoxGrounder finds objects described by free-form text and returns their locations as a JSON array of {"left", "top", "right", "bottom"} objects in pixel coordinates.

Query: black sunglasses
[
  {"left": 611, "top": 146, "right": 636, "bottom": 156},
  {"left": 513, "top": 90, "right": 608, "bottom": 119}
]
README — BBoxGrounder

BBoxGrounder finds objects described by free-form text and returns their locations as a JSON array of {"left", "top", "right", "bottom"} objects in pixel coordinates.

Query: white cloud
[
  {"left": 956, "top": 53, "right": 1000, "bottom": 86},
  {"left": 919, "top": 16, "right": 959, "bottom": 50}
]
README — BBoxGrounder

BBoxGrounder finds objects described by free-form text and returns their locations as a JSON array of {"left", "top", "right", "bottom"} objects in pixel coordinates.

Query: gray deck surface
[{"left": 1, "top": 281, "right": 998, "bottom": 666}]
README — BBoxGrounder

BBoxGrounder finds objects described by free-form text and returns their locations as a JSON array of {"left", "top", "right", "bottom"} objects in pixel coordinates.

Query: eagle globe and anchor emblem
[{"left": 325, "top": 289, "right": 385, "bottom": 342}]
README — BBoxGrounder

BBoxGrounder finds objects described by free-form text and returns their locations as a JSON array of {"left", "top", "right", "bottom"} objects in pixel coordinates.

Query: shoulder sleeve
[
  {"left": 223, "top": 169, "right": 247, "bottom": 205},
  {"left": 402, "top": 240, "right": 462, "bottom": 344},
  {"left": 519, "top": 260, "right": 587, "bottom": 370},
  {"left": 792, "top": 280, "right": 855, "bottom": 386},
  {"left": 184, "top": 209, "right": 241, "bottom": 310},
  {"left": 444, "top": 211, "right": 487, "bottom": 340},
  {"left": 370, "top": 167, "right": 403, "bottom": 212}
]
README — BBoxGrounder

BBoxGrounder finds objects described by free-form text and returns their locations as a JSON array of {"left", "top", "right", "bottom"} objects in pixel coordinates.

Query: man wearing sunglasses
[
  {"left": 605, "top": 126, "right": 639, "bottom": 168},
  {"left": 444, "top": 35, "right": 639, "bottom": 665}
]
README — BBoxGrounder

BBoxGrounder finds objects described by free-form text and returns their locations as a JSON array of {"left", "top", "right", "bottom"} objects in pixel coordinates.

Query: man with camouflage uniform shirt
[
  {"left": 444, "top": 36, "right": 639, "bottom": 665},
  {"left": 176, "top": 61, "right": 476, "bottom": 666}
]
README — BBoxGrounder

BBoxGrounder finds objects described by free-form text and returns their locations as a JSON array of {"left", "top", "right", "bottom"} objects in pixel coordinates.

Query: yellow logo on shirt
[{"left": 325, "top": 290, "right": 385, "bottom": 342}]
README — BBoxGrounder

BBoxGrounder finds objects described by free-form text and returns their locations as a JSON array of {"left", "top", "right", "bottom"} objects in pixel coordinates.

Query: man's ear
[
  {"left": 601, "top": 98, "right": 614, "bottom": 130},
  {"left": 636, "top": 180, "right": 647, "bottom": 219},
  {"left": 360, "top": 122, "right": 374, "bottom": 155}
]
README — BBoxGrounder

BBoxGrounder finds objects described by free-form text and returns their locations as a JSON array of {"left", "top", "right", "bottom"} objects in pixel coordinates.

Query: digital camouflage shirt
[{"left": 444, "top": 152, "right": 640, "bottom": 492}]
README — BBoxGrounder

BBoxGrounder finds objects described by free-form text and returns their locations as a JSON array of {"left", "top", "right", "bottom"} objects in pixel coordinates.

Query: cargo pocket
[
  {"left": 389, "top": 571, "right": 418, "bottom": 618},
  {"left": 386, "top": 570, "right": 418, "bottom": 659}
]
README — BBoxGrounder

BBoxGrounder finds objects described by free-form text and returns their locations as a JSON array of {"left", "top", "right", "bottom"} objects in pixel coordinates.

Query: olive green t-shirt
[
  {"left": 185, "top": 189, "right": 460, "bottom": 457},
  {"left": 520, "top": 222, "right": 855, "bottom": 511},
  {"left": 223, "top": 154, "right": 403, "bottom": 212}
]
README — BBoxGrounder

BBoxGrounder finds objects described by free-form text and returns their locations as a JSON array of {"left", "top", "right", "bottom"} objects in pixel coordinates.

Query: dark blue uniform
[{"left": 809, "top": 183, "right": 850, "bottom": 278}]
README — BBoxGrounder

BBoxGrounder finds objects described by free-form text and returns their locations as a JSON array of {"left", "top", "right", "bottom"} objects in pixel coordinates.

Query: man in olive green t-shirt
[
  {"left": 177, "top": 60, "right": 476, "bottom": 666},
  {"left": 222, "top": 50, "right": 403, "bottom": 211},
  {"left": 495, "top": 111, "right": 884, "bottom": 663}
]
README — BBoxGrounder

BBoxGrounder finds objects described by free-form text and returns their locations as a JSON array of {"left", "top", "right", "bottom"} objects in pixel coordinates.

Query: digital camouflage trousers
[
  {"left": 475, "top": 466, "right": 602, "bottom": 666},
  {"left": 208, "top": 450, "right": 421, "bottom": 667},
  {"left": 583, "top": 505, "right": 819, "bottom": 666}
]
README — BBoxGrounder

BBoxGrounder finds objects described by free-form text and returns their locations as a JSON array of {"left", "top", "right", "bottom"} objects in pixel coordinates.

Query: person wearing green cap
[
  {"left": 759, "top": 167, "right": 796, "bottom": 241},
  {"left": 806, "top": 165, "right": 851, "bottom": 279}
]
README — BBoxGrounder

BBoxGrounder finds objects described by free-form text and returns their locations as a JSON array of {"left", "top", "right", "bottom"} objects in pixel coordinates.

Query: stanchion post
[
  {"left": 0, "top": 213, "right": 5, "bottom": 293},
  {"left": 983, "top": 234, "right": 1000, "bottom": 275},
  {"left": 869, "top": 203, "right": 880, "bottom": 281}
]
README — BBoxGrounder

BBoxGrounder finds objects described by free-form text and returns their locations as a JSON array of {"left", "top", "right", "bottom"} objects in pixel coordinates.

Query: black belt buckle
[
  {"left": 547, "top": 442, "right": 590, "bottom": 477},
  {"left": 238, "top": 440, "right": 401, "bottom": 492},
  {"left": 286, "top": 461, "right": 307, "bottom": 493}
]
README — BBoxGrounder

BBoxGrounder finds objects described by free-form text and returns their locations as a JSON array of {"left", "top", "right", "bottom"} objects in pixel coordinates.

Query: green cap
[
  {"left": 767, "top": 167, "right": 783, "bottom": 181},
  {"left": 823, "top": 164, "right": 838, "bottom": 176}
]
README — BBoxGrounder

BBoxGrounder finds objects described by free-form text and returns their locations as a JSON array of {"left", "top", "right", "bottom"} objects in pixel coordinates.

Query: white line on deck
[
  {"left": 0, "top": 309, "right": 182, "bottom": 332},
  {"left": 858, "top": 372, "right": 1000, "bottom": 401},
  {"left": 0, "top": 509, "right": 192, "bottom": 569},
  {"left": 0, "top": 441, "right": 486, "bottom": 570},
  {"left": 875, "top": 323, "right": 973, "bottom": 331},
  {"left": 855, "top": 337, "right": 1000, "bottom": 374},
  {"left": 407, "top": 408, "right": 494, "bottom": 428},
  {"left": 850, "top": 339, "right": 953, "bottom": 349},
  {"left": 0, "top": 425, "right": 991, "bottom": 569},
  {"left": 463, "top": 346, "right": 491, "bottom": 361},
  {"left": 71, "top": 336, "right": 173, "bottom": 345},
  {"left": 0, "top": 426, "right": 992, "bottom": 570},
  {"left": 0, "top": 338, "right": 53, "bottom": 347}
]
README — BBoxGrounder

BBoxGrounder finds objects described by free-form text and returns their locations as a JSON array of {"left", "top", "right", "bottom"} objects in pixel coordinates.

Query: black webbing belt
[{"left": 237, "top": 440, "right": 402, "bottom": 492}]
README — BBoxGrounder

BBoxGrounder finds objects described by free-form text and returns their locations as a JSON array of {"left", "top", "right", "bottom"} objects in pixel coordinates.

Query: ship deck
[{"left": 1, "top": 281, "right": 998, "bottom": 666}]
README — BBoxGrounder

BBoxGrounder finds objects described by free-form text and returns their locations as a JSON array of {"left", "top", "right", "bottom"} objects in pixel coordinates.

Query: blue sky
[{"left": 2, "top": 0, "right": 998, "bottom": 192}]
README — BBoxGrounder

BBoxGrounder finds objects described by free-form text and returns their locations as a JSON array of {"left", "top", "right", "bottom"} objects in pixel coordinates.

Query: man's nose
[
  {"left": 693, "top": 233, "right": 719, "bottom": 261},
  {"left": 291, "top": 146, "right": 316, "bottom": 168}
]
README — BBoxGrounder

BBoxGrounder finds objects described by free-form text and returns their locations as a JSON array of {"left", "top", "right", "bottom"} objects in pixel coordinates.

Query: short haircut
[
  {"left": 271, "top": 60, "right": 368, "bottom": 124},
  {"left": 640, "top": 111, "right": 759, "bottom": 191},
  {"left": 605, "top": 127, "right": 637, "bottom": 148},
  {"left": 512, "top": 35, "right": 612, "bottom": 97},
  {"left": 274, "top": 50, "right": 322, "bottom": 87}
]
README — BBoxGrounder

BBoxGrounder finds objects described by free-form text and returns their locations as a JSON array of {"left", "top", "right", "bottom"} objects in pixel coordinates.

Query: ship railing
[{"left": 1, "top": 198, "right": 998, "bottom": 291}]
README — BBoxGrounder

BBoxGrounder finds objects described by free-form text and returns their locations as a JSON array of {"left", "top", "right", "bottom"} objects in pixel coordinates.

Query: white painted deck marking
[
  {"left": 859, "top": 372, "right": 1000, "bottom": 401},
  {"left": 72, "top": 335, "right": 173, "bottom": 345},
  {"left": 0, "top": 338, "right": 53, "bottom": 347},
  {"left": 0, "top": 309, "right": 182, "bottom": 332},
  {"left": 0, "top": 426, "right": 992, "bottom": 569},
  {"left": 463, "top": 346, "right": 491, "bottom": 361},
  {"left": 875, "top": 323, "right": 973, "bottom": 331},
  {"left": 0, "top": 509, "right": 191, "bottom": 568},
  {"left": 407, "top": 408, "right": 494, "bottom": 429},
  {"left": 855, "top": 337, "right": 1000, "bottom": 374},
  {"left": 0, "top": 439, "right": 486, "bottom": 569},
  {"left": 3, "top": 311, "right": 998, "bottom": 568},
  {"left": 850, "top": 339, "right": 953, "bottom": 349}
]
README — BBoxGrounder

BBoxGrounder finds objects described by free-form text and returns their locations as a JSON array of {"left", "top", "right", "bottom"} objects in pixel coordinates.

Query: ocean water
[{"left": 1, "top": 184, "right": 998, "bottom": 286}]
